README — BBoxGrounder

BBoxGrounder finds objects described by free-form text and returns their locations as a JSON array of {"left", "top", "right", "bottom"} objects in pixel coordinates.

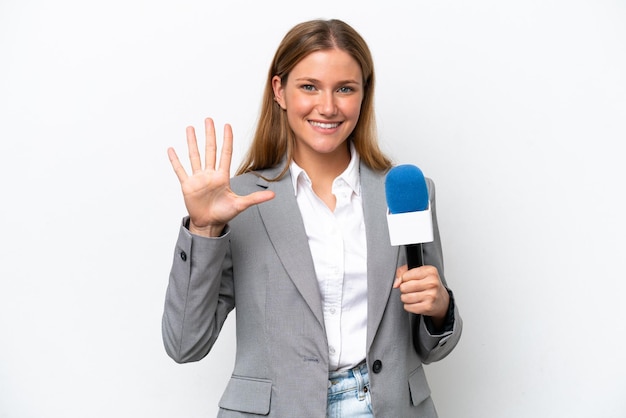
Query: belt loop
[{"left": 353, "top": 363, "right": 366, "bottom": 401}]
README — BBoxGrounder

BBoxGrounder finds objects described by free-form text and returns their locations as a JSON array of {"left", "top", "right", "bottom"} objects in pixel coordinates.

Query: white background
[{"left": 1, "top": 1, "right": 625, "bottom": 417}]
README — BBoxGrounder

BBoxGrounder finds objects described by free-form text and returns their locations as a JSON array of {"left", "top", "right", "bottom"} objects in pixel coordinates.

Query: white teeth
[{"left": 310, "top": 121, "right": 340, "bottom": 129}]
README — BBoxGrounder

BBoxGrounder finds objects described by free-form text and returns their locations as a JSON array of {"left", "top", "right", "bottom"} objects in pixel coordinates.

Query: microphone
[{"left": 385, "top": 164, "right": 434, "bottom": 269}]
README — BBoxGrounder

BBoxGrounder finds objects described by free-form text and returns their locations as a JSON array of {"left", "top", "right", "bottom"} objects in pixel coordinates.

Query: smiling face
[{"left": 272, "top": 48, "right": 364, "bottom": 167}]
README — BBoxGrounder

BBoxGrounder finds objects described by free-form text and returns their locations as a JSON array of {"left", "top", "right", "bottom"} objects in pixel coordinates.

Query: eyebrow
[{"left": 294, "top": 77, "right": 361, "bottom": 85}]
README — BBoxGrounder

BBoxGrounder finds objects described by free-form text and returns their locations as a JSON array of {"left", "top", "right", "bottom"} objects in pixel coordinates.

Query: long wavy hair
[{"left": 236, "top": 19, "right": 392, "bottom": 178}]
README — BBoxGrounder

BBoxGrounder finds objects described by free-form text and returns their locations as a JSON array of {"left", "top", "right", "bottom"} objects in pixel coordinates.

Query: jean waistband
[
  {"left": 327, "top": 361, "right": 369, "bottom": 397},
  {"left": 328, "top": 361, "right": 368, "bottom": 382}
]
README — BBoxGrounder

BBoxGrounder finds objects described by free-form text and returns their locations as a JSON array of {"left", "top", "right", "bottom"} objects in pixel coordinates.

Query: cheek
[
  {"left": 343, "top": 98, "right": 363, "bottom": 120},
  {"left": 284, "top": 96, "right": 312, "bottom": 119}
]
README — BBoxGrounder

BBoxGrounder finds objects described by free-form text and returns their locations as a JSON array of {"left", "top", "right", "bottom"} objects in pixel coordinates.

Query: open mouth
[{"left": 309, "top": 121, "right": 341, "bottom": 129}]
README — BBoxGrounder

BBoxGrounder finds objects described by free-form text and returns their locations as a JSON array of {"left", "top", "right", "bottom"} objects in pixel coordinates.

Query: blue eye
[
  {"left": 338, "top": 86, "right": 354, "bottom": 93},
  {"left": 301, "top": 84, "right": 316, "bottom": 91}
]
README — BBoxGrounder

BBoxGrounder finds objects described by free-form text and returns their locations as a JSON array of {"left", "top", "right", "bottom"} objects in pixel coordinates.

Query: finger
[
  {"left": 393, "top": 265, "right": 408, "bottom": 288},
  {"left": 400, "top": 265, "right": 437, "bottom": 284},
  {"left": 402, "top": 301, "right": 431, "bottom": 316},
  {"left": 186, "top": 126, "right": 202, "bottom": 173},
  {"left": 218, "top": 123, "right": 234, "bottom": 174},
  {"left": 234, "top": 191, "right": 276, "bottom": 212},
  {"left": 204, "top": 117, "right": 217, "bottom": 170},
  {"left": 399, "top": 274, "right": 438, "bottom": 294},
  {"left": 167, "top": 147, "right": 188, "bottom": 183},
  {"left": 402, "top": 291, "right": 446, "bottom": 318},
  {"left": 399, "top": 288, "right": 430, "bottom": 305}
]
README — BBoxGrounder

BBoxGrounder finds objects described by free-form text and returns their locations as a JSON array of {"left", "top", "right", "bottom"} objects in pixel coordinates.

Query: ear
[{"left": 271, "top": 75, "right": 287, "bottom": 110}]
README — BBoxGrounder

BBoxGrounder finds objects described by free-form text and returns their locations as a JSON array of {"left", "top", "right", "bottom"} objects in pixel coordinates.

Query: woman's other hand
[{"left": 393, "top": 264, "right": 450, "bottom": 329}]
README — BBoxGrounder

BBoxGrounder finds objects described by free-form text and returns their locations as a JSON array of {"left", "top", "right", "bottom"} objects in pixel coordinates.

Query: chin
[{"left": 312, "top": 141, "right": 349, "bottom": 155}]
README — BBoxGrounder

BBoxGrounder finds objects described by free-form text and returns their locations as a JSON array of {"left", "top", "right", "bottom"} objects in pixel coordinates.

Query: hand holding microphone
[
  {"left": 385, "top": 165, "right": 449, "bottom": 323},
  {"left": 392, "top": 264, "right": 449, "bottom": 323}
]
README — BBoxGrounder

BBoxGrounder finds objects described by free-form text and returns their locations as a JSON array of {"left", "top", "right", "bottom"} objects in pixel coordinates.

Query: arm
[
  {"left": 162, "top": 220, "right": 234, "bottom": 363},
  {"left": 162, "top": 118, "right": 274, "bottom": 362},
  {"left": 413, "top": 289, "right": 462, "bottom": 364}
]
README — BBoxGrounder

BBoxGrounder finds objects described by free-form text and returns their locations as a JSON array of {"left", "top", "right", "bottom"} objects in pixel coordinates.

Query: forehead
[{"left": 289, "top": 49, "right": 363, "bottom": 82}]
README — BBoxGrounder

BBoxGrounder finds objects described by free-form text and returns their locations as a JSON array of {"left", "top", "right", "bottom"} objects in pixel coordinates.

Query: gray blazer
[{"left": 162, "top": 161, "right": 462, "bottom": 417}]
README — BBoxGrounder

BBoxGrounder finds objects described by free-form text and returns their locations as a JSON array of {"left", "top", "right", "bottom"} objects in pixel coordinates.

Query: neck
[
  {"left": 293, "top": 142, "right": 351, "bottom": 211},
  {"left": 293, "top": 142, "right": 351, "bottom": 186}
]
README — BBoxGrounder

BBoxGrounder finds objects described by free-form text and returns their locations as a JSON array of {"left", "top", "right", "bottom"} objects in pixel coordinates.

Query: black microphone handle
[{"left": 405, "top": 243, "right": 424, "bottom": 269}]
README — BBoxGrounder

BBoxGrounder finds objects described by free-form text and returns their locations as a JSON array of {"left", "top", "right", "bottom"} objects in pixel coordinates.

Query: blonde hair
[{"left": 236, "top": 19, "right": 392, "bottom": 178}]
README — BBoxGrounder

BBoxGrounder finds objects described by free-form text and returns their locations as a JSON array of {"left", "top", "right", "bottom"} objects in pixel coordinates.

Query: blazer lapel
[
  {"left": 250, "top": 163, "right": 400, "bottom": 344},
  {"left": 361, "top": 164, "right": 401, "bottom": 350},
  {"left": 254, "top": 167, "right": 325, "bottom": 329}
]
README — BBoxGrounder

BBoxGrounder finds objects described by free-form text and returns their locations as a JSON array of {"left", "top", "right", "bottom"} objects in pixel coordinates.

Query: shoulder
[{"left": 359, "top": 161, "right": 388, "bottom": 184}]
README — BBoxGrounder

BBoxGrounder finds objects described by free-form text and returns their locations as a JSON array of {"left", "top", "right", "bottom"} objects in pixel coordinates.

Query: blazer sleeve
[
  {"left": 413, "top": 292, "right": 462, "bottom": 364},
  {"left": 411, "top": 177, "right": 463, "bottom": 364},
  {"left": 161, "top": 217, "right": 235, "bottom": 363}
]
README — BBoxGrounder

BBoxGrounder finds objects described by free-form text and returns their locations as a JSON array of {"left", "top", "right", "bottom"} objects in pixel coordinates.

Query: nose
[{"left": 318, "top": 92, "right": 337, "bottom": 116}]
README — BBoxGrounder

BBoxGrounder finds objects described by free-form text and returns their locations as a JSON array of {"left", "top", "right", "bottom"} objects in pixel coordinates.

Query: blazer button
[
  {"left": 179, "top": 251, "right": 187, "bottom": 261},
  {"left": 372, "top": 360, "right": 382, "bottom": 374}
]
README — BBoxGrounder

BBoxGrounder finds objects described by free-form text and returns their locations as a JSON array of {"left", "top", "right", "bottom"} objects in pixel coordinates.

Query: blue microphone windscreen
[{"left": 385, "top": 164, "right": 429, "bottom": 214}]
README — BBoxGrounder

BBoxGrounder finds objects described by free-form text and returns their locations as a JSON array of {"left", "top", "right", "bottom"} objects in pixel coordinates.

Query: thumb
[
  {"left": 393, "top": 265, "right": 408, "bottom": 288},
  {"left": 239, "top": 190, "right": 275, "bottom": 209}
]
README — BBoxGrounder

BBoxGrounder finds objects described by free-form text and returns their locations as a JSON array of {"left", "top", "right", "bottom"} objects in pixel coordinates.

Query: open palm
[{"left": 168, "top": 118, "right": 275, "bottom": 237}]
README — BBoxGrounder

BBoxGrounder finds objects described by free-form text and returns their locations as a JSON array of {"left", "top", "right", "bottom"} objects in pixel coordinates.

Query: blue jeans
[{"left": 327, "top": 362, "right": 373, "bottom": 417}]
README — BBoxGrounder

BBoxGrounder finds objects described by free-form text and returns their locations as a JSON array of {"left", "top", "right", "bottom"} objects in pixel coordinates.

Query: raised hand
[{"left": 168, "top": 118, "right": 275, "bottom": 237}]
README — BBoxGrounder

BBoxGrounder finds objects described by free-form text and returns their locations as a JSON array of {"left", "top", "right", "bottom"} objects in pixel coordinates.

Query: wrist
[
  {"left": 186, "top": 218, "right": 226, "bottom": 237},
  {"left": 427, "top": 288, "right": 455, "bottom": 333}
]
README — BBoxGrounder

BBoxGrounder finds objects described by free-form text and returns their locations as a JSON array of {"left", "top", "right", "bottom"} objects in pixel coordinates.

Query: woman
[{"left": 163, "top": 19, "right": 462, "bottom": 417}]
